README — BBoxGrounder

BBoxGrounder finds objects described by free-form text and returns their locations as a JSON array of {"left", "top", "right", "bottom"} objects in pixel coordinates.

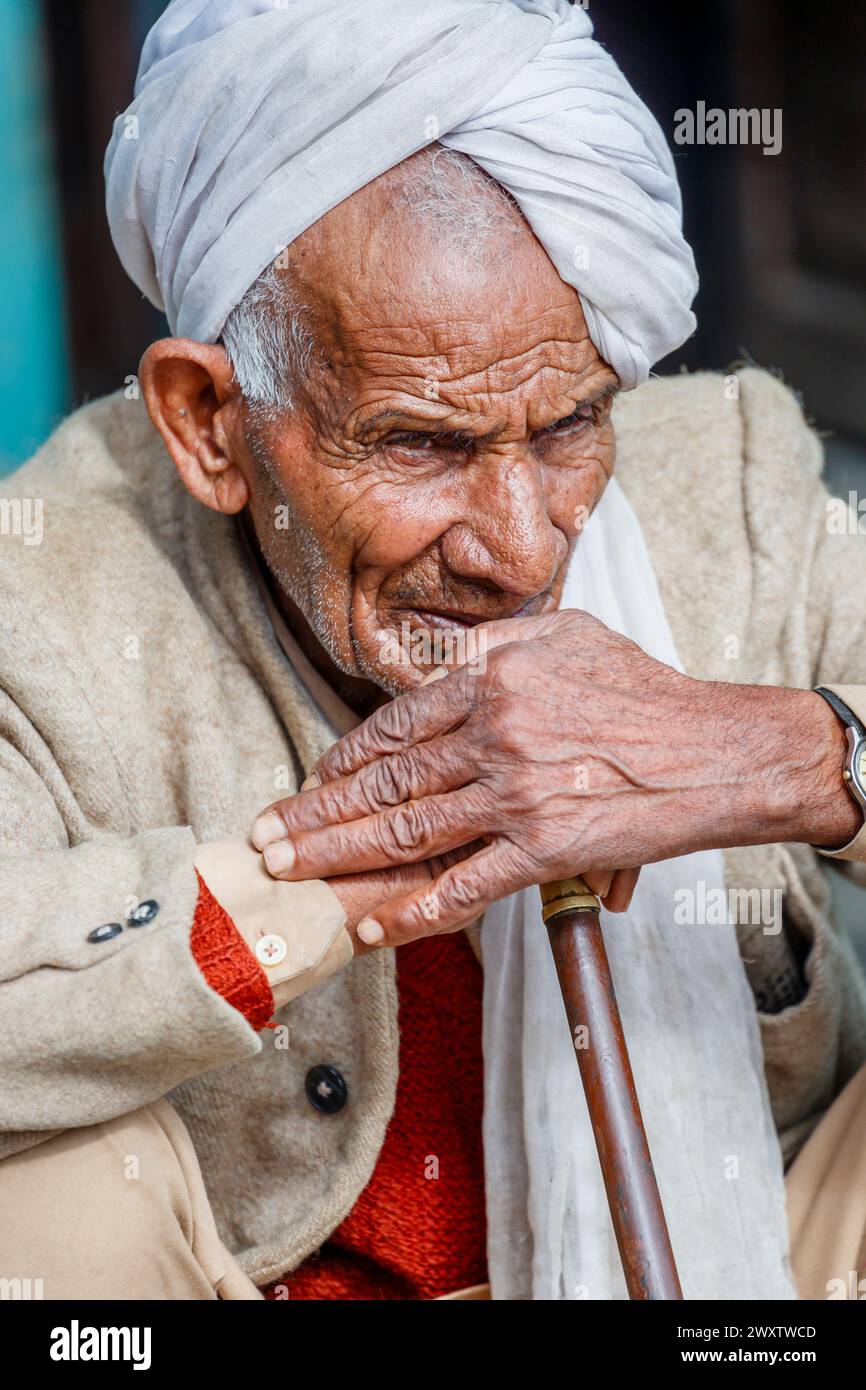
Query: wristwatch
[{"left": 814, "top": 686, "right": 866, "bottom": 820}]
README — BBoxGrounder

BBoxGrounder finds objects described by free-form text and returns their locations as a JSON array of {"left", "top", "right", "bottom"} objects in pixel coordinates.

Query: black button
[
  {"left": 87, "top": 923, "right": 123, "bottom": 944},
  {"left": 304, "top": 1064, "right": 347, "bottom": 1115},
  {"left": 127, "top": 900, "right": 159, "bottom": 926}
]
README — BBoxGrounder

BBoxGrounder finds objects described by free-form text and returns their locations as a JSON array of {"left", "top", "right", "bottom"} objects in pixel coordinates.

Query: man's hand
[
  {"left": 251, "top": 610, "right": 858, "bottom": 946},
  {"left": 326, "top": 861, "right": 636, "bottom": 947},
  {"left": 325, "top": 861, "right": 435, "bottom": 952}
]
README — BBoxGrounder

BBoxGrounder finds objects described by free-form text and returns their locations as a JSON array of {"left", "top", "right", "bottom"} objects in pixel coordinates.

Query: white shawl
[{"left": 482, "top": 478, "right": 795, "bottom": 1299}]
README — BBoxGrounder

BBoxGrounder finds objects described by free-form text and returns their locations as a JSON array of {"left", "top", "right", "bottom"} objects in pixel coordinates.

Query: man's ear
[{"left": 139, "top": 339, "right": 250, "bottom": 515}]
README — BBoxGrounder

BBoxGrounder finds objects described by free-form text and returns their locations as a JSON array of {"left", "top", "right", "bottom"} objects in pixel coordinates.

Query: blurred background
[{"left": 2, "top": 0, "right": 865, "bottom": 480}]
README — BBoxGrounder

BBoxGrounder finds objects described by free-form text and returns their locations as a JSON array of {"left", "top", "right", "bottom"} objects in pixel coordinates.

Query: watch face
[{"left": 851, "top": 742, "right": 866, "bottom": 804}]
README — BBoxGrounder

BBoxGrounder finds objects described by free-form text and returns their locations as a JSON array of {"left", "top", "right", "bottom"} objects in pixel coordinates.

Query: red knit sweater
[{"left": 190, "top": 878, "right": 488, "bottom": 1300}]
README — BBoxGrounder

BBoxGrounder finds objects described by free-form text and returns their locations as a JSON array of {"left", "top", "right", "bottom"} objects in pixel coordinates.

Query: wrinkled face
[{"left": 244, "top": 168, "right": 618, "bottom": 695}]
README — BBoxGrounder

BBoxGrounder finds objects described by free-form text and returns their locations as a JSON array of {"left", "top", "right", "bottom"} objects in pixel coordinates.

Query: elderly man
[{"left": 2, "top": 0, "right": 866, "bottom": 1302}]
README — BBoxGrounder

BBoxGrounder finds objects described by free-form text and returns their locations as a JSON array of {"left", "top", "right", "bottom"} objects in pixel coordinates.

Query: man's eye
[
  {"left": 385, "top": 433, "right": 470, "bottom": 453},
  {"left": 541, "top": 407, "right": 594, "bottom": 436},
  {"left": 388, "top": 434, "right": 435, "bottom": 450}
]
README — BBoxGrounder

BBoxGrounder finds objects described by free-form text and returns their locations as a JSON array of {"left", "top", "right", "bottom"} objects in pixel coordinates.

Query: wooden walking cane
[{"left": 540, "top": 876, "right": 683, "bottom": 1300}]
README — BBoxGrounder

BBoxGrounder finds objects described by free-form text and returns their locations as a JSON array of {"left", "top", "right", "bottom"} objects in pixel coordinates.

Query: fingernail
[
  {"left": 263, "top": 840, "right": 296, "bottom": 874},
  {"left": 250, "top": 813, "right": 285, "bottom": 850},
  {"left": 357, "top": 917, "right": 385, "bottom": 945},
  {"left": 300, "top": 772, "right": 321, "bottom": 791},
  {"left": 420, "top": 665, "right": 448, "bottom": 687}
]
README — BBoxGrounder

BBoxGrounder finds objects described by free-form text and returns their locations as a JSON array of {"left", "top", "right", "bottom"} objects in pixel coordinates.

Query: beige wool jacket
[{"left": 2, "top": 367, "right": 866, "bottom": 1286}]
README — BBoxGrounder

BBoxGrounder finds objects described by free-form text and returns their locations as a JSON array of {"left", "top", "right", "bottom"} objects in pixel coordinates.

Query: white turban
[{"left": 105, "top": 0, "right": 698, "bottom": 389}]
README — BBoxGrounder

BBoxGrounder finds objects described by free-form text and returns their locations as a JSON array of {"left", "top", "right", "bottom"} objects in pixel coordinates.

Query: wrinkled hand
[
  {"left": 328, "top": 861, "right": 635, "bottom": 947},
  {"left": 251, "top": 608, "right": 761, "bottom": 944},
  {"left": 324, "top": 847, "right": 480, "bottom": 952},
  {"left": 325, "top": 862, "right": 431, "bottom": 953}
]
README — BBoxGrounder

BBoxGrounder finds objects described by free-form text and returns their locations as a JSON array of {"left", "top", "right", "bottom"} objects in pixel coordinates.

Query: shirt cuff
[
  {"left": 814, "top": 684, "right": 866, "bottom": 862},
  {"left": 193, "top": 839, "right": 353, "bottom": 1006}
]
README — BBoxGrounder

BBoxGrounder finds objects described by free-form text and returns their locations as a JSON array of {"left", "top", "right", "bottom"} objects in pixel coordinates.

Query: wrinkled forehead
[{"left": 286, "top": 159, "right": 605, "bottom": 402}]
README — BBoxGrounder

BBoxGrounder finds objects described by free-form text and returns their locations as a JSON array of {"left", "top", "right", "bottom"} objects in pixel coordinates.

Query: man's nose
[{"left": 440, "top": 451, "right": 566, "bottom": 596}]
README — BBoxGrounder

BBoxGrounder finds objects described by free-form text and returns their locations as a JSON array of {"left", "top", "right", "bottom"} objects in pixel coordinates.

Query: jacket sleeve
[
  {"left": 736, "top": 368, "right": 866, "bottom": 1158},
  {"left": 0, "top": 706, "right": 350, "bottom": 1158}
]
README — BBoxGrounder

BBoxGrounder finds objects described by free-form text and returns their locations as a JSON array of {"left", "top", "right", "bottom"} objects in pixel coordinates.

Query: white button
[{"left": 255, "top": 933, "right": 288, "bottom": 967}]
